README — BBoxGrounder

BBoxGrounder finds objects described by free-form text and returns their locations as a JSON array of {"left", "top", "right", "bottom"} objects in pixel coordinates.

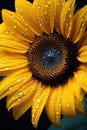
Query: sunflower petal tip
[{"left": 12, "top": 113, "right": 19, "bottom": 120}]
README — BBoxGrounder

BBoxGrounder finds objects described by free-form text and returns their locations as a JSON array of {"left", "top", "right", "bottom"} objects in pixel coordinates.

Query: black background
[{"left": 0, "top": 0, "right": 87, "bottom": 130}]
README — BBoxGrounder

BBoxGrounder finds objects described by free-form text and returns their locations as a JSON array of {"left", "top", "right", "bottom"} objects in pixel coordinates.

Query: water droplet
[
  {"left": 11, "top": 15, "right": 15, "bottom": 18},
  {"left": 44, "top": 11, "right": 47, "bottom": 15},
  {"left": 5, "top": 67, "right": 9, "bottom": 70},
  {"left": 5, "top": 31, "right": 9, "bottom": 34},
  {"left": 66, "top": 104, "right": 69, "bottom": 107},
  {"left": 45, "top": 4, "right": 49, "bottom": 8},
  {"left": 21, "top": 16, "right": 24, "bottom": 19},
  {"left": 21, "top": 16, "right": 24, "bottom": 21},
  {"left": 25, "top": 23, "right": 28, "bottom": 26},
  {"left": 4, "top": 36, "right": 7, "bottom": 39},
  {"left": 40, "top": 95, "right": 42, "bottom": 98},
  {"left": 68, "top": 7, "right": 70, "bottom": 11},
  {"left": 20, "top": 9, "right": 23, "bottom": 12},
  {"left": 39, "top": 23, "right": 42, "bottom": 27},
  {"left": 9, "top": 87, "right": 13, "bottom": 90},
  {"left": 37, "top": 99, "right": 40, "bottom": 103},
  {"left": 80, "top": 29, "right": 83, "bottom": 32},
  {"left": 16, "top": 7, "right": 18, "bottom": 11},
  {"left": 56, "top": 112, "right": 59, "bottom": 115},
  {"left": 17, "top": 79, "right": 22, "bottom": 83},
  {"left": 79, "top": 74, "right": 83, "bottom": 80},
  {"left": 47, "top": 1, "right": 51, "bottom": 4},
  {"left": 14, "top": 25, "right": 17, "bottom": 28},
  {"left": 30, "top": 88, "right": 33, "bottom": 92},
  {"left": 57, "top": 2, "right": 60, "bottom": 5},
  {"left": 23, "top": 76, "right": 26, "bottom": 79},
  {"left": 59, "top": 103, "right": 61, "bottom": 106},
  {"left": 35, "top": 115, "right": 38, "bottom": 119},
  {"left": 69, "top": 14, "right": 72, "bottom": 18},
  {"left": 25, "top": 28, "right": 28, "bottom": 31},
  {"left": 19, "top": 91, "right": 23, "bottom": 96},
  {"left": 12, "top": 31, "right": 15, "bottom": 34},
  {"left": 81, "top": 18, "right": 83, "bottom": 22},
  {"left": 61, "top": 2, "right": 64, "bottom": 5},
  {"left": 66, "top": 23, "right": 69, "bottom": 27},
  {"left": 36, "top": 105, "right": 39, "bottom": 108},
  {"left": 37, "top": 4, "right": 41, "bottom": 9},
  {"left": 18, "top": 98, "right": 21, "bottom": 102}
]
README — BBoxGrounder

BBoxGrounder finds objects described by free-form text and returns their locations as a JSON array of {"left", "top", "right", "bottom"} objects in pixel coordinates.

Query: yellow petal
[
  {"left": 0, "top": 54, "right": 28, "bottom": 71},
  {"left": 77, "top": 31, "right": 87, "bottom": 48},
  {"left": 0, "top": 39, "right": 28, "bottom": 53},
  {"left": 0, "top": 72, "right": 32, "bottom": 99},
  {"left": 54, "top": 0, "right": 65, "bottom": 34},
  {"left": 61, "top": 85, "right": 76, "bottom": 117},
  {"left": 0, "top": 23, "right": 29, "bottom": 46},
  {"left": 77, "top": 45, "right": 87, "bottom": 62},
  {"left": 0, "top": 68, "right": 30, "bottom": 98},
  {"left": 32, "top": 85, "right": 50, "bottom": 128},
  {"left": 74, "top": 69, "right": 87, "bottom": 92},
  {"left": 60, "top": 0, "right": 75, "bottom": 37},
  {"left": 0, "top": 69, "right": 15, "bottom": 76},
  {"left": 15, "top": 0, "right": 42, "bottom": 36},
  {"left": 75, "top": 97, "right": 86, "bottom": 114},
  {"left": 68, "top": 77, "right": 82, "bottom": 100},
  {"left": 45, "top": 87, "right": 62, "bottom": 127},
  {"left": 2, "top": 9, "right": 34, "bottom": 42},
  {"left": 6, "top": 80, "right": 37, "bottom": 110},
  {"left": 70, "top": 5, "right": 87, "bottom": 43},
  {"left": 33, "top": 0, "right": 54, "bottom": 34},
  {"left": 12, "top": 95, "right": 33, "bottom": 120}
]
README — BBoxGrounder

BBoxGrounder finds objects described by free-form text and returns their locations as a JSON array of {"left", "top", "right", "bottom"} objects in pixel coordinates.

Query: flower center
[
  {"left": 41, "top": 47, "right": 63, "bottom": 69},
  {"left": 27, "top": 32, "right": 79, "bottom": 87}
]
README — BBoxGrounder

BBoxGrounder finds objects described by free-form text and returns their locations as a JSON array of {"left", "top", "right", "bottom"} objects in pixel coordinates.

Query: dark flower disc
[{"left": 27, "top": 32, "right": 79, "bottom": 87}]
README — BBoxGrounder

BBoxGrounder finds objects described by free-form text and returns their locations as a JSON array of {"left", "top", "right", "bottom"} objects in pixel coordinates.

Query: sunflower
[{"left": 0, "top": 0, "right": 87, "bottom": 128}]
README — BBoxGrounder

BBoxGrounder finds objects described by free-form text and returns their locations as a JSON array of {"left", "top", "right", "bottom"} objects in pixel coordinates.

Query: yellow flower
[{"left": 0, "top": 0, "right": 87, "bottom": 128}]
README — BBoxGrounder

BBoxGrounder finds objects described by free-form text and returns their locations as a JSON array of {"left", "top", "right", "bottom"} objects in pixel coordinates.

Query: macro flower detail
[{"left": 0, "top": 0, "right": 87, "bottom": 128}]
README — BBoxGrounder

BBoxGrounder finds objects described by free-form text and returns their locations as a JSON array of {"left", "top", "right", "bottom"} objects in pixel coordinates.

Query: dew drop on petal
[
  {"left": 79, "top": 74, "right": 83, "bottom": 80},
  {"left": 37, "top": 99, "right": 40, "bottom": 103},
  {"left": 30, "top": 88, "right": 33, "bottom": 92},
  {"left": 12, "top": 31, "right": 15, "bottom": 34},
  {"left": 25, "top": 23, "right": 28, "bottom": 26},
  {"left": 14, "top": 25, "right": 17, "bottom": 29},
  {"left": 19, "top": 91, "right": 23, "bottom": 96},
  {"left": 69, "top": 14, "right": 72, "bottom": 18},
  {"left": 66, "top": 104, "right": 70, "bottom": 107},
  {"left": 5, "top": 67, "right": 9, "bottom": 70},
  {"left": 11, "top": 15, "right": 15, "bottom": 18},
  {"left": 20, "top": 9, "right": 23, "bottom": 12},
  {"left": 17, "top": 98, "right": 21, "bottom": 102},
  {"left": 61, "top": 2, "right": 64, "bottom": 5},
  {"left": 4, "top": 36, "right": 7, "bottom": 39},
  {"left": 5, "top": 31, "right": 9, "bottom": 34},
  {"left": 59, "top": 103, "right": 62, "bottom": 106},
  {"left": 57, "top": 2, "right": 60, "bottom": 5},
  {"left": 16, "top": 7, "right": 18, "bottom": 11},
  {"left": 56, "top": 112, "right": 59, "bottom": 115},
  {"left": 9, "top": 87, "right": 13, "bottom": 90},
  {"left": 18, "top": 79, "right": 22, "bottom": 83},
  {"left": 36, "top": 105, "right": 39, "bottom": 108},
  {"left": 37, "top": 4, "right": 41, "bottom": 9}
]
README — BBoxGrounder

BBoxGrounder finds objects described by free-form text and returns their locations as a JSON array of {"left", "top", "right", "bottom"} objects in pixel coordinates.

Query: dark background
[{"left": 0, "top": 0, "right": 87, "bottom": 130}]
